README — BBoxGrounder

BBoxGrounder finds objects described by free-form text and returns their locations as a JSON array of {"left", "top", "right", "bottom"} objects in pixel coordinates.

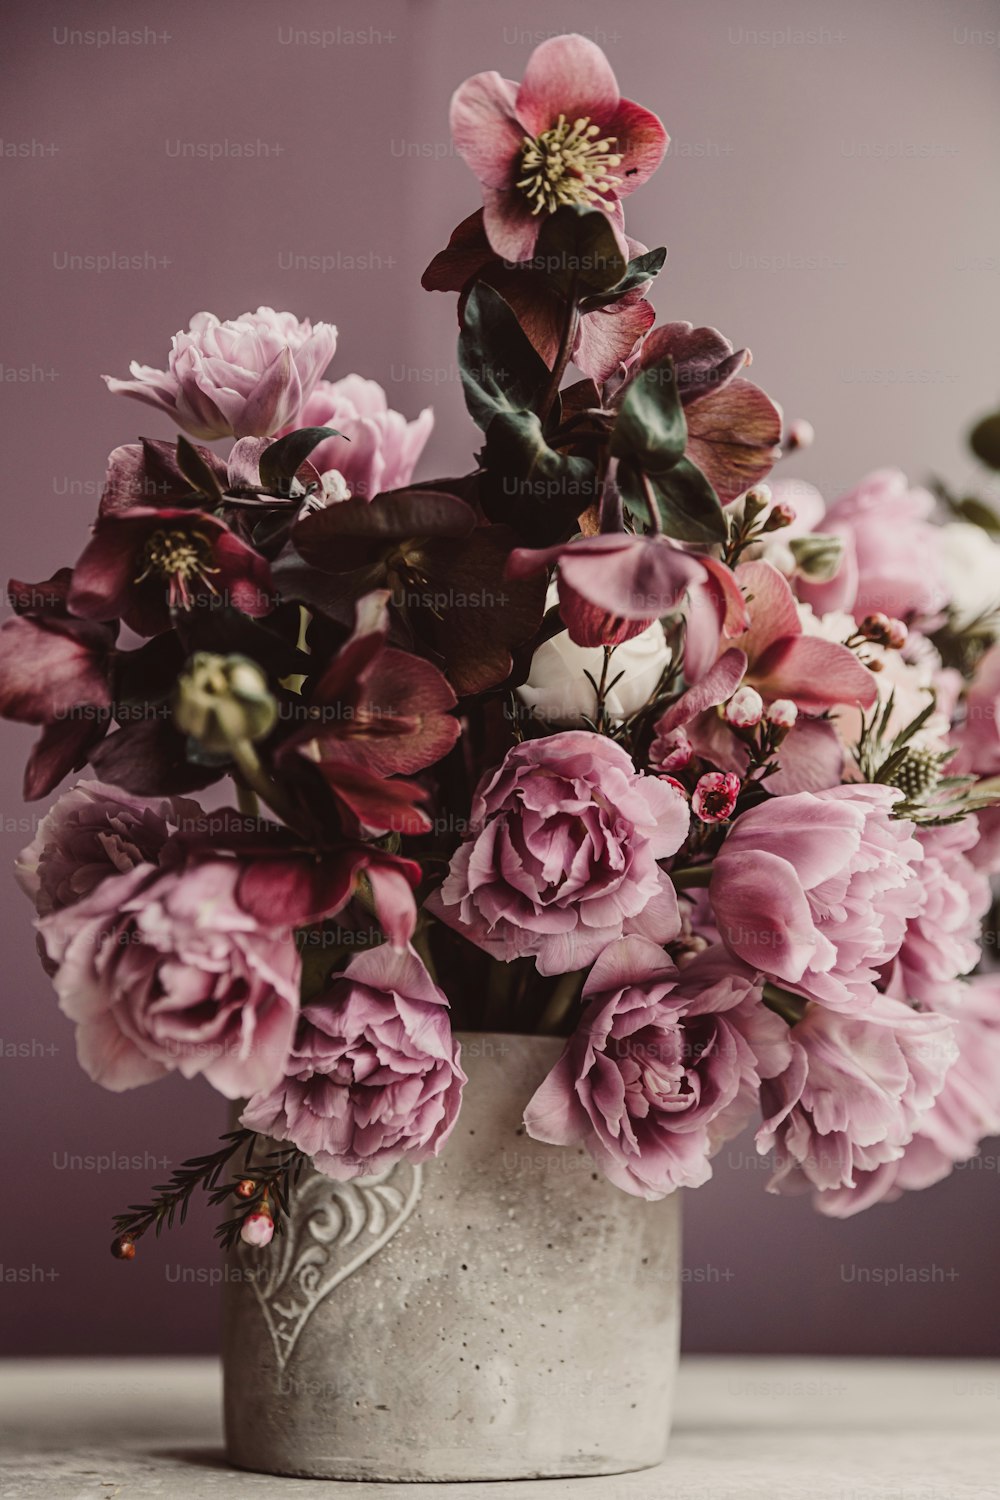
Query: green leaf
[
  {"left": 175, "top": 436, "right": 224, "bottom": 501},
  {"left": 619, "top": 456, "right": 726, "bottom": 545},
  {"left": 953, "top": 495, "right": 1000, "bottom": 536},
  {"left": 610, "top": 354, "right": 687, "bottom": 473},
  {"left": 970, "top": 410, "right": 1000, "bottom": 470},
  {"left": 480, "top": 410, "right": 596, "bottom": 539},
  {"left": 258, "top": 427, "right": 342, "bottom": 492},
  {"left": 529, "top": 205, "right": 627, "bottom": 297},
  {"left": 579, "top": 246, "right": 667, "bottom": 311},
  {"left": 458, "top": 283, "right": 550, "bottom": 431}
]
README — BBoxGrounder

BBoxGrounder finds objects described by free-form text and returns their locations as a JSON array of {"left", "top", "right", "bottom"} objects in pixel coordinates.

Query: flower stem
[
  {"left": 762, "top": 983, "right": 807, "bottom": 1025},
  {"left": 537, "top": 280, "right": 580, "bottom": 426},
  {"left": 537, "top": 968, "right": 586, "bottom": 1034},
  {"left": 670, "top": 864, "right": 714, "bottom": 889}
]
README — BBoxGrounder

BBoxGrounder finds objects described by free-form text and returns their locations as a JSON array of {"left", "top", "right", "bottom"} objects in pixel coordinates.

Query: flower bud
[
  {"left": 692, "top": 771, "right": 741, "bottom": 824},
  {"left": 234, "top": 1178, "right": 257, "bottom": 1200},
  {"left": 240, "top": 1210, "right": 275, "bottom": 1248},
  {"left": 724, "top": 686, "right": 764, "bottom": 729},
  {"left": 174, "top": 652, "right": 278, "bottom": 755},
  {"left": 859, "top": 613, "right": 909, "bottom": 649},
  {"left": 884, "top": 618, "right": 908, "bottom": 650},
  {"left": 784, "top": 419, "right": 815, "bottom": 452},
  {"left": 761, "top": 501, "right": 796, "bottom": 532},
  {"left": 741, "top": 484, "right": 772, "bottom": 525},
  {"left": 788, "top": 532, "right": 845, "bottom": 582},
  {"left": 649, "top": 727, "right": 693, "bottom": 773},
  {"left": 111, "top": 1234, "right": 136, "bottom": 1261},
  {"left": 766, "top": 699, "right": 798, "bottom": 730}
]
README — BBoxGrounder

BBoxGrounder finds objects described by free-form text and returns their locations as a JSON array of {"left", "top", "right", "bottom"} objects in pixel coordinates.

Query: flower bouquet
[{"left": 5, "top": 30, "right": 1000, "bottom": 1483}]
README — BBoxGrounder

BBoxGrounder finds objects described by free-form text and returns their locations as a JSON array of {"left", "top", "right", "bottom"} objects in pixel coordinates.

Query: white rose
[
  {"left": 938, "top": 522, "right": 1000, "bottom": 630},
  {"left": 518, "top": 618, "right": 671, "bottom": 726}
]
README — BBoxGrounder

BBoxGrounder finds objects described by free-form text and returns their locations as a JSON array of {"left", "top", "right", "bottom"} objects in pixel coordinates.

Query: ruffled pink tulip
[
  {"left": 711, "top": 784, "right": 924, "bottom": 1012},
  {"left": 524, "top": 936, "right": 790, "bottom": 1198},
  {"left": 292, "top": 376, "right": 434, "bottom": 501},
  {"left": 104, "top": 307, "right": 337, "bottom": 440},
  {"left": 428, "top": 731, "right": 689, "bottom": 975},
  {"left": 38, "top": 860, "right": 300, "bottom": 1099},
  {"left": 757, "top": 996, "right": 957, "bottom": 1211},
  {"left": 241, "top": 945, "right": 465, "bottom": 1180}
]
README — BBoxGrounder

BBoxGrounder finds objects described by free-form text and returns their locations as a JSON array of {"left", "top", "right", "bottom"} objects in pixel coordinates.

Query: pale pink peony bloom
[
  {"left": 104, "top": 307, "right": 337, "bottom": 440},
  {"left": 711, "top": 784, "right": 924, "bottom": 1013},
  {"left": 524, "top": 936, "right": 791, "bottom": 1199},
  {"left": 428, "top": 731, "right": 689, "bottom": 976},
  {"left": 756, "top": 995, "right": 957, "bottom": 1209},
  {"left": 449, "top": 34, "right": 668, "bottom": 262},
  {"left": 293, "top": 376, "right": 434, "bottom": 501},
  {"left": 241, "top": 945, "right": 465, "bottom": 1181},
  {"left": 16, "top": 779, "right": 201, "bottom": 920},
  {"left": 810, "top": 976, "right": 1000, "bottom": 1215},
  {"left": 882, "top": 818, "right": 991, "bottom": 1009},
  {"left": 37, "top": 860, "right": 300, "bottom": 1099}
]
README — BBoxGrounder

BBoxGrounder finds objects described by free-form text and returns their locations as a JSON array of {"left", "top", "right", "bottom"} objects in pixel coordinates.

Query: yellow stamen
[{"left": 516, "top": 114, "right": 623, "bottom": 216}]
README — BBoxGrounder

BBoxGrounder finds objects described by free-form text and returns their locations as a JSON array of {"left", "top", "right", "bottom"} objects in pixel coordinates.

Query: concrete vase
[{"left": 223, "top": 1031, "right": 682, "bottom": 1481}]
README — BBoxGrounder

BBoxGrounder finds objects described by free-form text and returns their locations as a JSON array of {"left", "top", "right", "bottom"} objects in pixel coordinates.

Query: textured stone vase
[{"left": 222, "top": 1031, "right": 682, "bottom": 1482}]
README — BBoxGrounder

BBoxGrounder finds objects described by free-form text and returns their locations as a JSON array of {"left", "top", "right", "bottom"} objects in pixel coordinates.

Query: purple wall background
[{"left": 2, "top": 0, "right": 999, "bottom": 1358}]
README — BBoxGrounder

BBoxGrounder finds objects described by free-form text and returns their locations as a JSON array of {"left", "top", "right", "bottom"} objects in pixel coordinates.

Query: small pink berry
[
  {"left": 766, "top": 699, "right": 798, "bottom": 730},
  {"left": 240, "top": 1211, "right": 274, "bottom": 1248},
  {"left": 692, "top": 771, "right": 741, "bottom": 824},
  {"left": 724, "top": 686, "right": 764, "bottom": 729}
]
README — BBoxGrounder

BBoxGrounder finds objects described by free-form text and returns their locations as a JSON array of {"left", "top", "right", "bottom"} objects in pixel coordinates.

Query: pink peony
[
  {"left": 882, "top": 818, "right": 991, "bottom": 1009},
  {"left": 104, "top": 307, "right": 337, "bottom": 440},
  {"left": 241, "top": 945, "right": 465, "bottom": 1180},
  {"left": 809, "top": 976, "right": 1000, "bottom": 1216},
  {"left": 710, "top": 784, "right": 924, "bottom": 1012},
  {"left": 37, "top": 859, "right": 300, "bottom": 1099},
  {"left": 524, "top": 937, "right": 791, "bottom": 1198},
  {"left": 796, "top": 469, "right": 948, "bottom": 622},
  {"left": 449, "top": 34, "right": 668, "bottom": 262},
  {"left": 429, "top": 731, "right": 689, "bottom": 975},
  {"left": 16, "top": 779, "right": 201, "bottom": 919},
  {"left": 293, "top": 376, "right": 434, "bottom": 501},
  {"left": 757, "top": 996, "right": 957, "bottom": 1211}
]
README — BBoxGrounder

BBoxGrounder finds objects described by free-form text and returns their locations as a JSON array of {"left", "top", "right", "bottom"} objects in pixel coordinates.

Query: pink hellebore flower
[
  {"left": 449, "top": 34, "right": 668, "bottom": 262},
  {"left": 428, "top": 730, "right": 689, "bottom": 976},
  {"left": 685, "top": 560, "right": 878, "bottom": 793},
  {"left": 104, "top": 308, "right": 337, "bottom": 441},
  {"left": 241, "top": 945, "right": 466, "bottom": 1181},
  {"left": 507, "top": 533, "right": 748, "bottom": 649},
  {"left": 524, "top": 936, "right": 790, "bottom": 1199},
  {"left": 292, "top": 376, "right": 434, "bottom": 501},
  {"left": 757, "top": 996, "right": 957, "bottom": 1212},
  {"left": 711, "top": 784, "right": 925, "bottom": 1013}
]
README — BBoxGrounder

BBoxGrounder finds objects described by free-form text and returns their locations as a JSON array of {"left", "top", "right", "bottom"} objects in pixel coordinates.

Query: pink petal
[
  {"left": 607, "top": 97, "right": 669, "bottom": 194},
  {"left": 656, "top": 647, "right": 748, "bottom": 734},
  {"left": 449, "top": 71, "right": 524, "bottom": 187},
  {"left": 711, "top": 848, "right": 818, "bottom": 983},
  {"left": 750, "top": 636, "right": 878, "bottom": 712},
  {"left": 685, "top": 378, "right": 783, "bottom": 502},
  {"left": 574, "top": 297, "right": 655, "bottom": 382},
  {"left": 734, "top": 559, "right": 801, "bottom": 662},
  {"left": 523, "top": 1047, "right": 588, "bottom": 1146},
  {"left": 515, "top": 34, "right": 620, "bottom": 136},
  {"left": 482, "top": 186, "right": 543, "bottom": 262}
]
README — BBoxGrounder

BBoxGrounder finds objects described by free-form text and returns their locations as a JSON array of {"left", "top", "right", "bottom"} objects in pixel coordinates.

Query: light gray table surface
[{"left": 1, "top": 1356, "right": 997, "bottom": 1499}]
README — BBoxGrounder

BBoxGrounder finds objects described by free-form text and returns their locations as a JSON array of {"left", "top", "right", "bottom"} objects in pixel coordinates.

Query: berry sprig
[{"left": 110, "top": 1128, "right": 308, "bottom": 1260}]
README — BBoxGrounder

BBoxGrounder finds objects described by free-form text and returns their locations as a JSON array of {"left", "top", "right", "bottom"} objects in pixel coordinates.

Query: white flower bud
[{"left": 724, "top": 686, "right": 764, "bottom": 728}]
